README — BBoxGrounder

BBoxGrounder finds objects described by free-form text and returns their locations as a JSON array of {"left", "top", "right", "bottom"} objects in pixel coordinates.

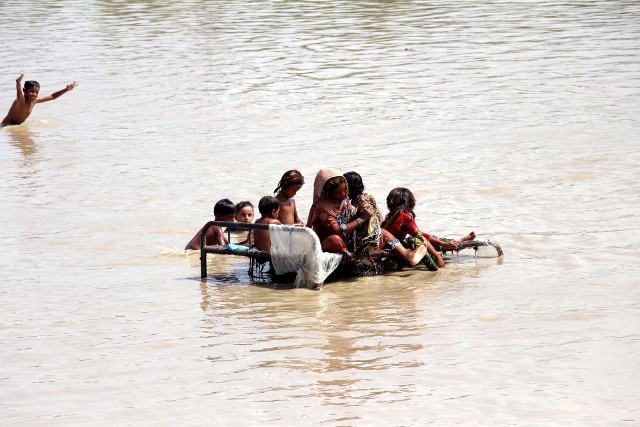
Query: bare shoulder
[{"left": 208, "top": 225, "right": 223, "bottom": 235}]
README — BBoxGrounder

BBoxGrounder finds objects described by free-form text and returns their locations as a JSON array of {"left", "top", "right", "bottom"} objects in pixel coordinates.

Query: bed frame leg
[{"left": 201, "top": 251, "right": 207, "bottom": 279}]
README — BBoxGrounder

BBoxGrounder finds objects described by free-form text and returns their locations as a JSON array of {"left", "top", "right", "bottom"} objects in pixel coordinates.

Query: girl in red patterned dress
[
  {"left": 381, "top": 187, "right": 476, "bottom": 264},
  {"left": 306, "top": 169, "right": 428, "bottom": 266}
]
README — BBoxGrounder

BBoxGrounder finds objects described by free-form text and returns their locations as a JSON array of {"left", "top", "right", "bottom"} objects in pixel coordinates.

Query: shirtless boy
[
  {"left": 253, "top": 196, "right": 282, "bottom": 252},
  {"left": 185, "top": 199, "right": 236, "bottom": 250},
  {"left": 1, "top": 74, "right": 78, "bottom": 127},
  {"left": 273, "top": 170, "right": 304, "bottom": 225}
]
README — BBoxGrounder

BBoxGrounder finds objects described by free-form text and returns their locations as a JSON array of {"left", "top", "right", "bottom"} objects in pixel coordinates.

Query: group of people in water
[
  {"left": 2, "top": 75, "right": 476, "bottom": 271},
  {"left": 186, "top": 169, "right": 476, "bottom": 271}
]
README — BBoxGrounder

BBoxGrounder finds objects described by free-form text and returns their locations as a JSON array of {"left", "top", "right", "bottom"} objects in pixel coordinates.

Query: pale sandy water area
[{"left": 1, "top": 1, "right": 639, "bottom": 425}]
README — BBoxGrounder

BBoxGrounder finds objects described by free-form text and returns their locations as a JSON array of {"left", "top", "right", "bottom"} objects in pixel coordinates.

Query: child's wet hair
[
  {"left": 24, "top": 81, "right": 40, "bottom": 91},
  {"left": 386, "top": 187, "right": 416, "bottom": 216},
  {"left": 321, "top": 176, "right": 347, "bottom": 198},
  {"left": 381, "top": 187, "right": 417, "bottom": 229},
  {"left": 274, "top": 170, "right": 304, "bottom": 194},
  {"left": 213, "top": 198, "right": 236, "bottom": 217},
  {"left": 258, "top": 196, "right": 281, "bottom": 216},
  {"left": 235, "top": 201, "right": 254, "bottom": 212},
  {"left": 343, "top": 171, "right": 364, "bottom": 200}
]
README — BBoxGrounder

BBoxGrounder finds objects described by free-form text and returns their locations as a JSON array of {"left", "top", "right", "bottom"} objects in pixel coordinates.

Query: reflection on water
[
  {"left": 5, "top": 126, "right": 39, "bottom": 158},
  {"left": 197, "top": 276, "right": 428, "bottom": 404},
  {"left": 2, "top": 126, "right": 44, "bottom": 200}
]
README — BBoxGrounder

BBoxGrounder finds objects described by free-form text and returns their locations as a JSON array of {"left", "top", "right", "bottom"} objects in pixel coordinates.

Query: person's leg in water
[
  {"left": 379, "top": 229, "right": 441, "bottom": 267},
  {"left": 321, "top": 234, "right": 346, "bottom": 253},
  {"left": 459, "top": 231, "right": 476, "bottom": 242},
  {"left": 430, "top": 230, "right": 476, "bottom": 252},
  {"left": 320, "top": 234, "right": 358, "bottom": 263},
  {"left": 424, "top": 239, "right": 444, "bottom": 269}
]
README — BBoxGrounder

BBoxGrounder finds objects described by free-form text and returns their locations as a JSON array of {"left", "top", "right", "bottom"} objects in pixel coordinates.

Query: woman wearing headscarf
[
  {"left": 306, "top": 168, "right": 368, "bottom": 253},
  {"left": 306, "top": 169, "right": 429, "bottom": 267}
]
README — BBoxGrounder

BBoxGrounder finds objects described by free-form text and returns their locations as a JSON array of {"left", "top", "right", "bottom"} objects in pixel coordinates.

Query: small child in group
[
  {"left": 253, "top": 196, "right": 282, "bottom": 252},
  {"left": 235, "top": 201, "right": 255, "bottom": 224},
  {"left": 274, "top": 170, "right": 304, "bottom": 225},
  {"left": 234, "top": 201, "right": 255, "bottom": 245},
  {"left": 2, "top": 74, "right": 78, "bottom": 127},
  {"left": 185, "top": 199, "right": 236, "bottom": 250},
  {"left": 381, "top": 187, "right": 476, "bottom": 254}
]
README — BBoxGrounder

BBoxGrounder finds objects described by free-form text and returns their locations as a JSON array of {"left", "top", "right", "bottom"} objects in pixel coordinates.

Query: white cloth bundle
[{"left": 269, "top": 225, "right": 342, "bottom": 288}]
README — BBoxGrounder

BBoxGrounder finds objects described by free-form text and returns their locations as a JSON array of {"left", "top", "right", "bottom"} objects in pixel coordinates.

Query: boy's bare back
[
  {"left": 254, "top": 217, "right": 281, "bottom": 252},
  {"left": 185, "top": 225, "right": 228, "bottom": 250},
  {"left": 1, "top": 74, "right": 77, "bottom": 127}
]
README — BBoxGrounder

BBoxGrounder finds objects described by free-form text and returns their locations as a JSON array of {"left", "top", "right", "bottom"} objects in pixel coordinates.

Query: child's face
[
  {"left": 235, "top": 206, "right": 254, "bottom": 223},
  {"left": 282, "top": 183, "right": 303, "bottom": 199},
  {"left": 219, "top": 213, "right": 236, "bottom": 222},
  {"left": 25, "top": 87, "right": 39, "bottom": 102},
  {"left": 271, "top": 207, "right": 281, "bottom": 219},
  {"left": 329, "top": 182, "right": 348, "bottom": 201}
]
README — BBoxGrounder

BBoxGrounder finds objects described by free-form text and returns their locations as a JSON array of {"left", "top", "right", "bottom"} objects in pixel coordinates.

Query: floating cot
[
  {"left": 199, "top": 221, "right": 343, "bottom": 288},
  {"left": 198, "top": 221, "right": 503, "bottom": 289}
]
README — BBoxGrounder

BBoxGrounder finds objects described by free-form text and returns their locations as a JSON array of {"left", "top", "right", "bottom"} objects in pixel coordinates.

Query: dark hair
[
  {"left": 321, "top": 176, "right": 347, "bottom": 198},
  {"left": 235, "top": 201, "right": 254, "bottom": 212},
  {"left": 343, "top": 171, "right": 364, "bottom": 200},
  {"left": 258, "top": 195, "right": 281, "bottom": 216},
  {"left": 213, "top": 199, "right": 236, "bottom": 217},
  {"left": 381, "top": 187, "right": 416, "bottom": 229},
  {"left": 274, "top": 170, "right": 305, "bottom": 194},
  {"left": 24, "top": 81, "right": 40, "bottom": 91}
]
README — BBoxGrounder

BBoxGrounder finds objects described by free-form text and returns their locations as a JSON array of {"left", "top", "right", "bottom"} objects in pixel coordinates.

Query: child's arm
[
  {"left": 426, "top": 241, "right": 446, "bottom": 268},
  {"left": 292, "top": 200, "right": 303, "bottom": 225},
  {"left": 37, "top": 81, "right": 78, "bottom": 103},
  {"left": 237, "top": 230, "right": 254, "bottom": 246},
  {"left": 16, "top": 74, "right": 25, "bottom": 102}
]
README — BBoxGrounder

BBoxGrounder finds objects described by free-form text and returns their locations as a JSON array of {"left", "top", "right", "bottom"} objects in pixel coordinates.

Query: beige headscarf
[
  {"left": 312, "top": 168, "right": 341, "bottom": 202},
  {"left": 306, "top": 168, "right": 350, "bottom": 228}
]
